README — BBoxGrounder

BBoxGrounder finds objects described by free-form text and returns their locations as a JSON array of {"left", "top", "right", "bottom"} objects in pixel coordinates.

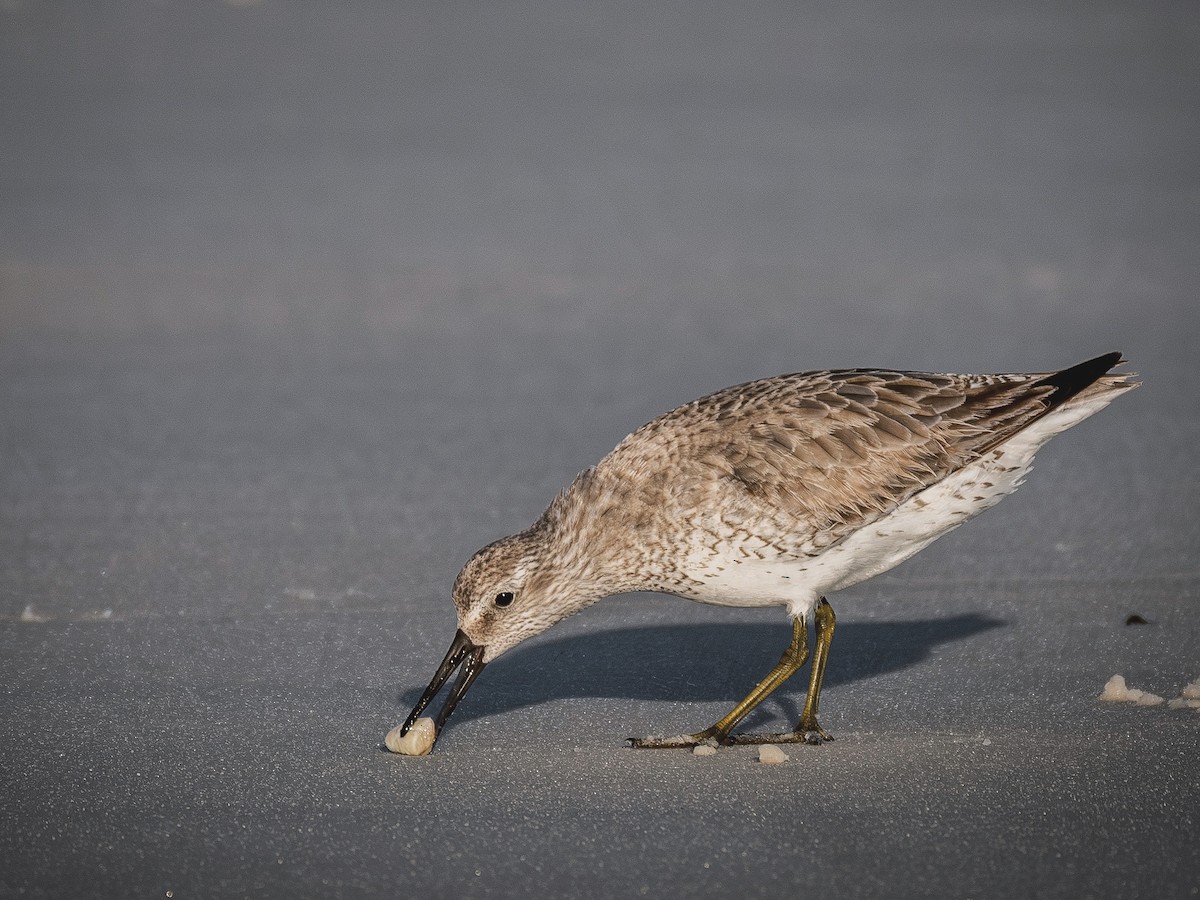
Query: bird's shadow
[{"left": 398, "top": 614, "right": 1003, "bottom": 728}]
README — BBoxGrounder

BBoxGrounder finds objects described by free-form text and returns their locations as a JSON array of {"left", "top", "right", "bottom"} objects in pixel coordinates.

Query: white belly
[{"left": 677, "top": 396, "right": 1113, "bottom": 619}]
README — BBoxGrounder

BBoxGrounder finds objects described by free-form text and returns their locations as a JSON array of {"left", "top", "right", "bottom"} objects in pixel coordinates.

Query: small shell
[
  {"left": 692, "top": 745, "right": 718, "bottom": 757},
  {"left": 385, "top": 718, "right": 437, "bottom": 756}
]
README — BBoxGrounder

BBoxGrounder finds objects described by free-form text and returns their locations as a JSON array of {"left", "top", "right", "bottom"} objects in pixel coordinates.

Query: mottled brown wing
[{"left": 611, "top": 368, "right": 1059, "bottom": 548}]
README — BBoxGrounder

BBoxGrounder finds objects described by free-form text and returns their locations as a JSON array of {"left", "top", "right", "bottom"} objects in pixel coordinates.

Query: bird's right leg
[{"left": 629, "top": 616, "right": 809, "bottom": 749}]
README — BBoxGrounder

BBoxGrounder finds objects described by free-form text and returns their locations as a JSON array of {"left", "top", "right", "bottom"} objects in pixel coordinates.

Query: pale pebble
[{"left": 758, "top": 745, "right": 789, "bottom": 765}]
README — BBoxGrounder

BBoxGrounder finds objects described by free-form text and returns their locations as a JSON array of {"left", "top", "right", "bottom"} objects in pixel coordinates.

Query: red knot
[{"left": 396, "top": 353, "right": 1137, "bottom": 752}]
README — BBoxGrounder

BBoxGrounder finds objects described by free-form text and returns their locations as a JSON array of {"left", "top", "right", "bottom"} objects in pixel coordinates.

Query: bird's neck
[{"left": 532, "top": 466, "right": 655, "bottom": 598}]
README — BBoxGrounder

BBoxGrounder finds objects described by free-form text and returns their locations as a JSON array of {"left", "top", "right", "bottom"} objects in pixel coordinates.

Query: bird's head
[
  {"left": 397, "top": 516, "right": 609, "bottom": 748},
  {"left": 450, "top": 529, "right": 592, "bottom": 663}
]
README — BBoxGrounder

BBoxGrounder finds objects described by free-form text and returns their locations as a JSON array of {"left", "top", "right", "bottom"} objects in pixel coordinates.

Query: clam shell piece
[{"left": 385, "top": 717, "right": 437, "bottom": 756}]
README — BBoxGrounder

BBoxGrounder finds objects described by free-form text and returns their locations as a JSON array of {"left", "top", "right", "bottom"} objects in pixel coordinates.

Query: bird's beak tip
[{"left": 399, "top": 628, "right": 488, "bottom": 749}]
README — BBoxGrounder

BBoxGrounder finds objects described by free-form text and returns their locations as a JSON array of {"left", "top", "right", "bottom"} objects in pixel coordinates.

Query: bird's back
[{"left": 554, "top": 355, "right": 1135, "bottom": 598}]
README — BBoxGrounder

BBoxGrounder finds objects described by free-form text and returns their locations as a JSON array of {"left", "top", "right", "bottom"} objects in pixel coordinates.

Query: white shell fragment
[
  {"left": 385, "top": 718, "right": 437, "bottom": 756},
  {"left": 758, "top": 745, "right": 789, "bottom": 764},
  {"left": 692, "top": 745, "right": 718, "bottom": 757}
]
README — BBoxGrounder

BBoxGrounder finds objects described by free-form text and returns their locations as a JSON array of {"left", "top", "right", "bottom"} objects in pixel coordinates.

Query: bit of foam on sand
[
  {"left": 1099, "top": 675, "right": 1163, "bottom": 705},
  {"left": 758, "top": 745, "right": 789, "bottom": 764},
  {"left": 1165, "top": 697, "right": 1200, "bottom": 710},
  {"left": 1167, "top": 678, "right": 1200, "bottom": 710},
  {"left": 385, "top": 718, "right": 437, "bottom": 756}
]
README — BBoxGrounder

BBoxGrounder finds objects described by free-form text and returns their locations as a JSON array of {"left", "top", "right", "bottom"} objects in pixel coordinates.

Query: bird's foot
[
  {"left": 726, "top": 721, "right": 834, "bottom": 746},
  {"left": 628, "top": 728, "right": 722, "bottom": 750}
]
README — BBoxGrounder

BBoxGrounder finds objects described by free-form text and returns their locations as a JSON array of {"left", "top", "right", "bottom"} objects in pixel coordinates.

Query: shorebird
[{"left": 397, "top": 352, "right": 1136, "bottom": 752}]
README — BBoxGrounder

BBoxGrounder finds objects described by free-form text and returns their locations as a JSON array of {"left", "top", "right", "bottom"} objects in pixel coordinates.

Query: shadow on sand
[{"left": 399, "top": 614, "right": 1003, "bottom": 728}]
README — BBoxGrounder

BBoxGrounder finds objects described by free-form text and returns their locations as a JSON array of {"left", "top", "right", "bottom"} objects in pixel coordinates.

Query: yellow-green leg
[
  {"left": 729, "top": 597, "right": 836, "bottom": 745},
  {"left": 630, "top": 614, "right": 811, "bottom": 749}
]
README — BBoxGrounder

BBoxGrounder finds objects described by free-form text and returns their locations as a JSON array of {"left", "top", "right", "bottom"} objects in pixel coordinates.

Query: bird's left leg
[{"left": 629, "top": 616, "right": 809, "bottom": 749}]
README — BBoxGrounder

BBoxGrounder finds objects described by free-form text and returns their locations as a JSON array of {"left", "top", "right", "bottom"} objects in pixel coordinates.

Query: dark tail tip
[{"left": 1034, "top": 351, "right": 1124, "bottom": 408}]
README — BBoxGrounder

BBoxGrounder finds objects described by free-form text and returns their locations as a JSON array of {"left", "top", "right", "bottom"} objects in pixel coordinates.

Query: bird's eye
[{"left": 494, "top": 591, "right": 515, "bottom": 608}]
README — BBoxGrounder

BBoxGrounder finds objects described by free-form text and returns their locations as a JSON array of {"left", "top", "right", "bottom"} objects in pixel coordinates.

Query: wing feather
[{"left": 598, "top": 364, "right": 1117, "bottom": 553}]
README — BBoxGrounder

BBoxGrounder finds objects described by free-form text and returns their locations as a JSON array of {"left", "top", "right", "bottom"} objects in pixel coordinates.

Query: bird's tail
[{"left": 1036, "top": 352, "right": 1139, "bottom": 410}]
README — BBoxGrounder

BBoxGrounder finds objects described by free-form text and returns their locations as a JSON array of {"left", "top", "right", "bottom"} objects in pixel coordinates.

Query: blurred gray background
[{"left": 2, "top": 2, "right": 1197, "bottom": 897}]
